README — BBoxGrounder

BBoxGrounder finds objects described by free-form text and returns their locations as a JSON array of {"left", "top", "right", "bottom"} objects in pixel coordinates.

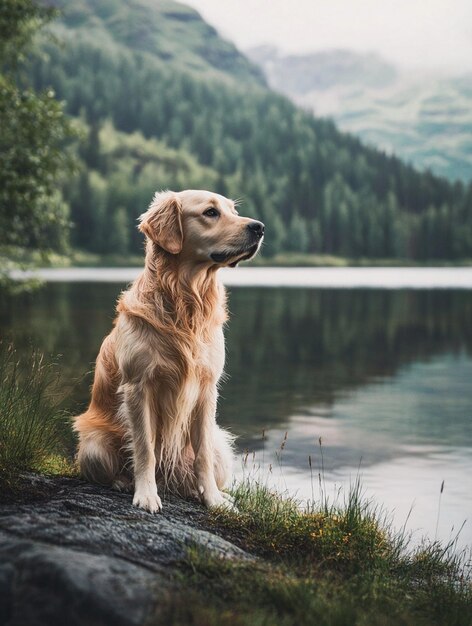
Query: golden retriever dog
[{"left": 73, "top": 190, "right": 264, "bottom": 513}]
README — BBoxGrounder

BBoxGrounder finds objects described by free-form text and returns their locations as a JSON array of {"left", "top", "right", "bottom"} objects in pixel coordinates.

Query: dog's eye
[{"left": 203, "top": 208, "right": 219, "bottom": 218}]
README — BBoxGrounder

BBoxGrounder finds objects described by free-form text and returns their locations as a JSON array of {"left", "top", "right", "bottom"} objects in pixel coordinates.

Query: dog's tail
[{"left": 74, "top": 408, "right": 124, "bottom": 485}]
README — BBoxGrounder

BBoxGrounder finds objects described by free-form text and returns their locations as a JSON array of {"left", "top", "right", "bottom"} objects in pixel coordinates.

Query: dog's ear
[{"left": 138, "top": 191, "right": 183, "bottom": 254}]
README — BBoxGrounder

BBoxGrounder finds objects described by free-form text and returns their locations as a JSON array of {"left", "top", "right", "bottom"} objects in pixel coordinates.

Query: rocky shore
[{"left": 0, "top": 474, "right": 250, "bottom": 626}]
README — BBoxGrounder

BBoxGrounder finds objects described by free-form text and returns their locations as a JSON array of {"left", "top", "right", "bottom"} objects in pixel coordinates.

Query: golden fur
[{"left": 73, "top": 190, "right": 264, "bottom": 512}]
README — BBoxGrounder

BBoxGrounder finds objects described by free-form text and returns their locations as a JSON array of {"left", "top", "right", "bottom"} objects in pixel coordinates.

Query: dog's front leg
[
  {"left": 123, "top": 382, "right": 162, "bottom": 513},
  {"left": 191, "top": 385, "right": 234, "bottom": 510}
]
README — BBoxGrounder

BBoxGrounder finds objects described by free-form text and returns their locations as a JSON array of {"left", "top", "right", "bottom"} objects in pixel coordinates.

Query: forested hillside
[{"left": 30, "top": 0, "right": 472, "bottom": 260}]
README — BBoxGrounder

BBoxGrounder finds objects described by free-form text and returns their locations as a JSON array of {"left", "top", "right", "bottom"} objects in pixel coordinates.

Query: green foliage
[
  {"left": 108, "top": 207, "right": 129, "bottom": 253},
  {"left": 0, "top": 0, "right": 74, "bottom": 258},
  {"left": 0, "top": 344, "right": 72, "bottom": 489},
  {"left": 0, "top": 77, "right": 71, "bottom": 251},
  {"left": 0, "top": 0, "right": 56, "bottom": 70},
  {"left": 65, "top": 119, "right": 219, "bottom": 252},
  {"left": 286, "top": 214, "right": 309, "bottom": 253}
]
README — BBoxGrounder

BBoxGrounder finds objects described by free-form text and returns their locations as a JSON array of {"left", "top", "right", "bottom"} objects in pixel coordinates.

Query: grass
[
  {"left": 0, "top": 343, "right": 76, "bottom": 494},
  {"left": 212, "top": 479, "right": 396, "bottom": 572},
  {"left": 149, "top": 479, "right": 472, "bottom": 626}
]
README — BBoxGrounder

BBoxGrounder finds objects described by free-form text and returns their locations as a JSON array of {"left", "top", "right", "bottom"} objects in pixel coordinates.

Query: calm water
[{"left": 2, "top": 268, "right": 471, "bottom": 549}]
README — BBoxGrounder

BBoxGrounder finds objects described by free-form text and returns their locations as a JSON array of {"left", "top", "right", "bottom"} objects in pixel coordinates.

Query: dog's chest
[
  {"left": 178, "top": 326, "right": 225, "bottom": 415},
  {"left": 196, "top": 326, "right": 225, "bottom": 380}
]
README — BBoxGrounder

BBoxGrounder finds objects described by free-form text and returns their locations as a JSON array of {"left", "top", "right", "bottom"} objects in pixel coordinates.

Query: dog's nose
[{"left": 247, "top": 220, "right": 265, "bottom": 238}]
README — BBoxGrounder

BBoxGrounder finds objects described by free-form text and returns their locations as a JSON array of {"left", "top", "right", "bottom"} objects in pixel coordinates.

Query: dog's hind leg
[{"left": 111, "top": 474, "right": 134, "bottom": 492}]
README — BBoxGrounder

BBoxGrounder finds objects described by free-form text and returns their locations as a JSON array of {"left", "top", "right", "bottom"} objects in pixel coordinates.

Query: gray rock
[{"left": 0, "top": 474, "right": 250, "bottom": 626}]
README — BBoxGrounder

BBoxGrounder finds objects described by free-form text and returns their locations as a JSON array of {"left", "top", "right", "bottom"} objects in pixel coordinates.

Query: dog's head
[{"left": 139, "top": 190, "right": 264, "bottom": 267}]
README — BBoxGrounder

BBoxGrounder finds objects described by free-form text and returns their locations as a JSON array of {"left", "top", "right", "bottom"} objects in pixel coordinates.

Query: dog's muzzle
[{"left": 210, "top": 220, "right": 264, "bottom": 266}]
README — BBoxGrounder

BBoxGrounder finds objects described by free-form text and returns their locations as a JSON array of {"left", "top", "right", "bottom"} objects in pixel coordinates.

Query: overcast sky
[{"left": 185, "top": 0, "right": 472, "bottom": 73}]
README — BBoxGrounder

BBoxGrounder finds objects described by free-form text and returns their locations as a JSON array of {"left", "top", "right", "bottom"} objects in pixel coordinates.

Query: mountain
[
  {"left": 248, "top": 46, "right": 397, "bottom": 93},
  {"left": 28, "top": 1, "right": 472, "bottom": 260},
  {"left": 248, "top": 46, "right": 472, "bottom": 183},
  {"left": 46, "top": 0, "right": 265, "bottom": 87}
]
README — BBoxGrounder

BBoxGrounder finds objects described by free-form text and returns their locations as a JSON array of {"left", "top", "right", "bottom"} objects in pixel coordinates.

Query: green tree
[
  {"left": 286, "top": 213, "right": 309, "bottom": 253},
  {"left": 107, "top": 206, "right": 129, "bottom": 254},
  {"left": 0, "top": 0, "right": 73, "bottom": 253}
]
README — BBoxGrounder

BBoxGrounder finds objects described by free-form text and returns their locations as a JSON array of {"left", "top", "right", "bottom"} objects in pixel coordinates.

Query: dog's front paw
[{"left": 133, "top": 490, "right": 162, "bottom": 513}]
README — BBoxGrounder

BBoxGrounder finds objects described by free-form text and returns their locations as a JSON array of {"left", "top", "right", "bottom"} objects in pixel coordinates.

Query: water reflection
[{"left": 223, "top": 288, "right": 472, "bottom": 440}]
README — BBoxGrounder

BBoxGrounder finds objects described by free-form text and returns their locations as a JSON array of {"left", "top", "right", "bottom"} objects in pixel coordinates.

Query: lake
[{"left": 2, "top": 267, "right": 472, "bottom": 550}]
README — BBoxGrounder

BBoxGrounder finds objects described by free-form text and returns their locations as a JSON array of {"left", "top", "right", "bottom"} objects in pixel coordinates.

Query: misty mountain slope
[
  {"left": 250, "top": 47, "right": 397, "bottom": 93},
  {"left": 45, "top": 0, "right": 265, "bottom": 86},
  {"left": 249, "top": 47, "right": 472, "bottom": 182}
]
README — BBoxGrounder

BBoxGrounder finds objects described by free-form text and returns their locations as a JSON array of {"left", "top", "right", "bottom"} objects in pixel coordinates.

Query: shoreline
[
  {"left": 1, "top": 473, "right": 470, "bottom": 626},
  {"left": 8, "top": 265, "right": 472, "bottom": 289}
]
